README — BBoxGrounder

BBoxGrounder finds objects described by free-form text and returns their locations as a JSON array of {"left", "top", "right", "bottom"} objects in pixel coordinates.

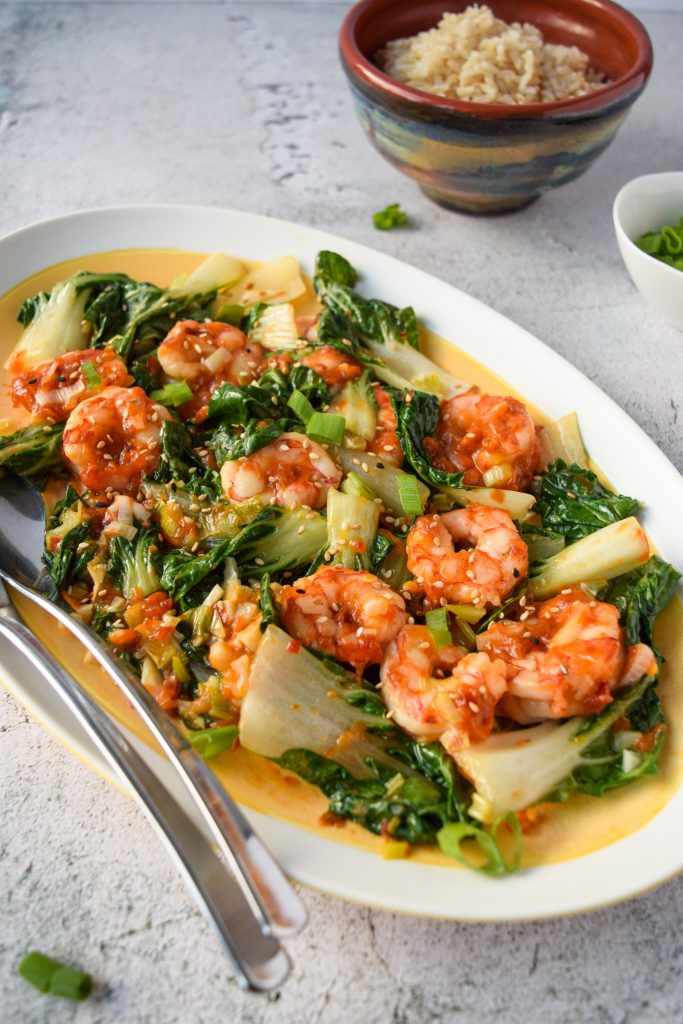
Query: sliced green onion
[
  {"left": 150, "top": 380, "right": 193, "bottom": 407},
  {"left": 81, "top": 360, "right": 102, "bottom": 390},
  {"left": 454, "top": 617, "right": 477, "bottom": 650},
  {"left": 396, "top": 473, "right": 425, "bottom": 517},
  {"left": 373, "top": 203, "right": 408, "bottom": 231},
  {"left": 425, "top": 608, "right": 452, "bottom": 648},
  {"left": 442, "top": 604, "right": 485, "bottom": 624},
  {"left": 437, "top": 812, "right": 522, "bottom": 877},
  {"left": 18, "top": 952, "right": 92, "bottom": 1001},
  {"left": 187, "top": 725, "right": 238, "bottom": 759},
  {"left": 306, "top": 412, "right": 346, "bottom": 445},
  {"left": 287, "top": 388, "right": 314, "bottom": 424},
  {"left": 341, "top": 472, "right": 376, "bottom": 500}
]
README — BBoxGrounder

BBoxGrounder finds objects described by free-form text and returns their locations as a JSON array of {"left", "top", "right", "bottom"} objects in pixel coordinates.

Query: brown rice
[{"left": 377, "top": 5, "right": 606, "bottom": 105}]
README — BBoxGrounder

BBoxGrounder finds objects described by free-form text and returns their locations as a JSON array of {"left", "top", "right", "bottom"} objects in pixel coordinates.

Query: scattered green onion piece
[
  {"left": 341, "top": 472, "right": 376, "bottom": 500},
  {"left": 150, "top": 380, "right": 193, "bottom": 407},
  {"left": 425, "top": 608, "right": 452, "bottom": 648},
  {"left": 18, "top": 952, "right": 92, "bottom": 1001},
  {"left": 373, "top": 203, "right": 408, "bottom": 231},
  {"left": 187, "top": 725, "right": 238, "bottom": 759},
  {"left": 171, "top": 655, "right": 191, "bottom": 684},
  {"left": 287, "top": 388, "right": 315, "bottom": 424},
  {"left": 306, "top": 412, "right": 346, "bottom": 445},
  {"left": 442, "top": 604, "right": 485, "bottom": 625},
  {"left": 454, "top": 617, "right": 477, "bottom": 651},
  {"left": 396, "top": 473, "right": 425, "bottom": 517},
  {"left": 437, "top": 812, "right": 522, "bottom": 877},
  {"left": 81, "top": 360, "right": 103, "bottom": 390}
]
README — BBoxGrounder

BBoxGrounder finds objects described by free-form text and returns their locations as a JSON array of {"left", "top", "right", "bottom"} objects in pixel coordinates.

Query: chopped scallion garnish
[
  {"left": 150, "top": 380, "right": 193, "bottom": 408},
  {"left": 81, "top": 360, "right": 102, "bottom": 389},
  {"left": 187, "top": 725, "right": 239, "bottom": 759},
  {"left": 306, "top": 412, "right": 346, "bottom": 445},
  {"left": 287, "top": 388, "right": 315, "bottom": 424},
  {"left": 18, "top": 952, "right": 92, "bottom": 1001},
  {"left": 396, "top": 472, "right": 425, "bottom": 516},
  {"left": 373, "top": 203, "right": 408, "bottom": 231},
  {"left": 425, "top": 607, "right": 452, "bottom": 648},
  {"left": 341, "top": 472, "right": 376, "bottom": 500}
]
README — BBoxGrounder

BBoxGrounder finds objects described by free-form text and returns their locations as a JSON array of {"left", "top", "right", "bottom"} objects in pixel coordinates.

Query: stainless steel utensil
[
  {"left": 0, "top": 472, "right": 307, "bottom": 983},
  {"left": 0, "top": 577, "right": 289, "bottom": 990}
]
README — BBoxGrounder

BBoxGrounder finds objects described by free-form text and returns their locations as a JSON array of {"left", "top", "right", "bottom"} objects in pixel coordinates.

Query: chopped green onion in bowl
[{"left": 635, "top": 216, "right": 683, "bottom": 271}]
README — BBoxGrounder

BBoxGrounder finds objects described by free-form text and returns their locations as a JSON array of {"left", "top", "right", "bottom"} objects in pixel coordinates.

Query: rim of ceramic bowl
[
  {"left": 339, "top": 0, "right": 653, "bottom": 120},
  {"left": 613, "top": 172, "right": 683, "bottom": 285}
]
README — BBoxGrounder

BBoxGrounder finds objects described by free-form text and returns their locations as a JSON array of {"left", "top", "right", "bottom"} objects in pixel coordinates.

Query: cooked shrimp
[
  {"left": 477, "top": 587, "right": 656, "bottom": 722},
  {"left": 380, "top": 626, "right": 507, "bottom": 753},
  {"left": 220, "top": 431, "right": 342, "bottom": 509},
  {"left": 298, "top": 345, "right": 362, "bottom": 392},
  {"left": 157, "top": 319, "right": 264, "bottom": 420},
  {"left": 279, "top": 565, "right": 408, "bottom": 671},
  {"left": 406, "top": 505, "right": 528, "bottom": 608},
  {"left": 11, "top": 348, "right": 133, "bottom": 423},
  {"left": 367, "top": 383, "right": 402, "bottom": 466},
  {"left": 62, "top": 385, "right": 171, "bottom": 494},
  {"left": 424, "top": 392, "right": 540, "bottom": 491}
]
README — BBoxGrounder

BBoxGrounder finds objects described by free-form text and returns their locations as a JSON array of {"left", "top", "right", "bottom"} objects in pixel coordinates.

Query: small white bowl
[{"left": 613, "top": 172, "right": 683, "bottom": 331}]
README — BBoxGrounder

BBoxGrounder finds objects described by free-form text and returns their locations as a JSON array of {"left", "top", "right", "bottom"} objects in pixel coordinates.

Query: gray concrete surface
[{"left": 1, "top": 3, "right": 682, "bottom": 1023}]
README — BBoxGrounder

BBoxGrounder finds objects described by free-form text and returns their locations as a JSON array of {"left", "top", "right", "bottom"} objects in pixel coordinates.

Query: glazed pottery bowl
[
  {"left": 613, "top": 172, "right": 683, "bottom": 332},
  {"left": 339, "top": 0, "right": 653, "bottom": 214}
]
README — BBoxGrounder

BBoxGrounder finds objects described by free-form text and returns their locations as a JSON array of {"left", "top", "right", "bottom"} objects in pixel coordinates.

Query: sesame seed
[
  {"left": 432, "top": 580, "right": 444, "bottom": 589},
  {"left": 419, "top": 641, "right": 430, "bottom": 650},
  {"left": 383, "top": 445, "right": 393, "bottom": 452},
  {"left": 519, "top": 610, "right": 530, "bottom": 621},
  {"left": 468, "top": 701, "right": 480, "bottom": 713},
  {"left": 356, "top": 626, "right": 364, "bottom": 637},
  {"left": 465, "top": 570, "right": 475, "bottom": 580},
  {"left": 97, "top": 440, "right": 106, "bottom": 449},
  {"left": 254, "top": 558, "right": 264, "bottom": 566},
  {"left": 408, "top": 616, "right": 415, "bottom": 625},
  {"left": 297, "top": 525, "right": 305, "bottom": 535},
  {"left": 317, "top": 616, "right": 329, "bottom": 624},
  {"left": 559, "top": 664, "right": 569, "bottom": 676},
  {"left": 519, "top": 595, "right": 527, "bottom": 607},
  {"left": 561, "top": 588, "right": 573, "bottom": 595}
]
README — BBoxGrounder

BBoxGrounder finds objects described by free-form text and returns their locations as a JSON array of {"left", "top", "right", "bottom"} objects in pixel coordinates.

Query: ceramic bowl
[
  {"left": 339, "top": 0, "right": 653, "bottom": 214},
  {"left": 613, "top": 172, "right": 683, "bottom": 332}
]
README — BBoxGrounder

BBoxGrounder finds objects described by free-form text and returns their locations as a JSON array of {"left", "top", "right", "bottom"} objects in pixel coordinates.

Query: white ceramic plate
[{"left": 2, "top": 205, "right": 682, "bottom": 921}]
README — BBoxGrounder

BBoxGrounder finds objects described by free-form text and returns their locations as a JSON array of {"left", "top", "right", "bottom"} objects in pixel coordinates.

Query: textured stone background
[{"left": 1, "top": 3, "right": 682, "bottom": 1022}]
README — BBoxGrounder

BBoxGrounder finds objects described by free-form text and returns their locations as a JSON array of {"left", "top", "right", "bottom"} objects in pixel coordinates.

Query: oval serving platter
[{"left": 1, "top": 204, "right": 682, "bottom": 921}]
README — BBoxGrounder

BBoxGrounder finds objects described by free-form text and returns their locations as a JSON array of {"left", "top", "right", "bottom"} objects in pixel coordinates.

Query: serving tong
[{"left": 0, "top": 472, "right": 307, "bottom": 991}]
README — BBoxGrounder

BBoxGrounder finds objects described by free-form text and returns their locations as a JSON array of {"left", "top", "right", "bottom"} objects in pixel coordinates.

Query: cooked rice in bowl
[{"left": 377, "top": 4, "right": 606, "bottom": 105}]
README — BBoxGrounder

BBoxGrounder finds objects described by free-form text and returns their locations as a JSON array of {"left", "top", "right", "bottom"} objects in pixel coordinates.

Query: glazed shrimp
[
  {"left": 380, "top": 626, "right": 507, "bottom": 753},
  {"left": 157, "top": 320, "right": 264, "bottom": 419},
  {"left": 406, "top": 505, "right": 528, "bottom": 608},
  {"left": 279, "top": 565, "right": 408, "bottom": 672},
  {"left": 424, "top": 392, "right": 540, "bottom": 491},
  {"left": 477, "top": 587, "right": 656, "bottom": 722},
  {"left": 11, "top": 348, "right": 133, "bottom": 423},
  {"left": 62, "top": 385, "right": 171, "bottom": 494},
  {"left": 220, "top": 431, "right": 342, "bottom": 509},
  {"left": 366, "top": 383, "right": 402, "bottom": 466},
  {"left": 298, "top": 345, "right": 362, "bottom": 393}
]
